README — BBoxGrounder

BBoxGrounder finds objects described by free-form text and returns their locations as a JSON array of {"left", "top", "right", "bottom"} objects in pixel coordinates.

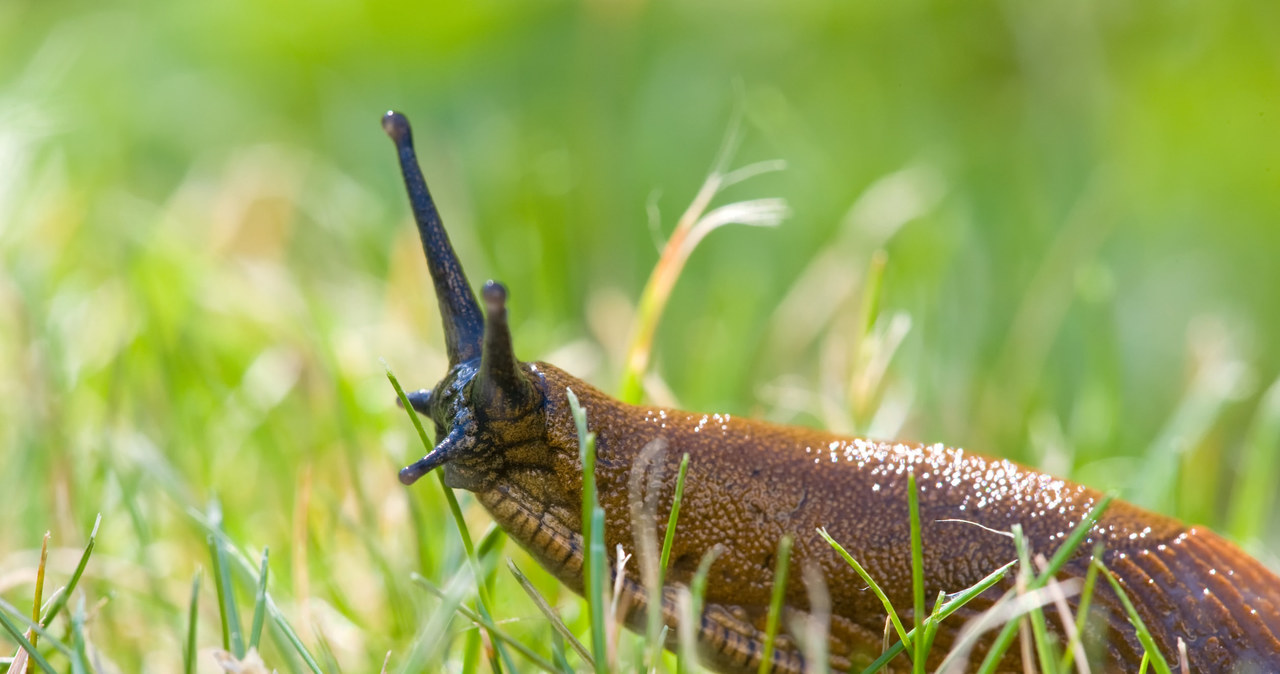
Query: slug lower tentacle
[{"left": 380, "top": 110, "right": 1280, "bottom": 672}]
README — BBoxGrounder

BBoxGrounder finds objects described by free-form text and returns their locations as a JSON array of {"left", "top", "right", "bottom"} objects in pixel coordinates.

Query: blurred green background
[{"left": 2, "top": 0, "right": 1278, "bottom": 671}]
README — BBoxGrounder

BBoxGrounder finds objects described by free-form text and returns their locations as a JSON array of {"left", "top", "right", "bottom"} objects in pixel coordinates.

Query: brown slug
[{"left": 380, "top": 111, "right": 1280, "bottom": 672}]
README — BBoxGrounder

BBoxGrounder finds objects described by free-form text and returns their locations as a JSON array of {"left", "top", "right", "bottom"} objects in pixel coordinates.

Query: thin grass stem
[
  {"left": 40, "top": 514, "right": 100, "bottom": 628},
  {"left": 907, "top": 472, "right": 926, "bottom": 673},
  {"left": 818, "top": 528, "right": 912, "bottom": 655},
  {"left": 411, "top": 573, "right": 561, "bottom": 673},
  {"left": 185, "top": 568, "right": 201, "bottom": 674},
  {"left": 69, "top": 596, "right": 89, "bottom": 674},
  {"left": 758, "top": 535, "right": 793, "bottom": 674},
  {"left": 508, "top": 559, "right": 594, "bottom": 667},
  {"left": 1095, "top": 560, "right": 1171, "bottom": 674},
  {"left": 566, "top": 388, "right": 611, "bottom": 674},
  {"left": 679, "top": 545, "right": 724, "bottom": 674},
  {"left": 649, "top": 452, "right": 691, "bottom": 668},
  {"left": 30, "top": 532, "right": 49, "bottom": 649}
]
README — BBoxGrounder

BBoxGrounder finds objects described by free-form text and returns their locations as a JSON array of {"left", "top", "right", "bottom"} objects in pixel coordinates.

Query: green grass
[
  {"left": 3, "top": 0, "right": 1280, "bottom": 671},
  {"left": 907, "top": 472, "right": 925, "bottom": 674},
  {"left": 567, "top": 388, "right": 610, "bottom": 674},
  {"left": 758, "top": 536, "right": 793, "bottom": 674}
]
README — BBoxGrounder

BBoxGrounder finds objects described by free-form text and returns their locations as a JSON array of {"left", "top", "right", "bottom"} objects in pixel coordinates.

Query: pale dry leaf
[{"left": 212, "top": 647, "right": 272, "bottom": 674}]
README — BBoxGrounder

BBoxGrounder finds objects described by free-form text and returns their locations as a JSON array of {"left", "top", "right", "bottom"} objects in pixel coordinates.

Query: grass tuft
[{"left": 975, "top": 494, "right": 1114, "bottom": 672}]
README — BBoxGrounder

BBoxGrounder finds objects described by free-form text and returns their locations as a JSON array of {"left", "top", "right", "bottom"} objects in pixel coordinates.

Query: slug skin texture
[{"left": 382, "top": 111, "right": 1280, "bottom": 673}]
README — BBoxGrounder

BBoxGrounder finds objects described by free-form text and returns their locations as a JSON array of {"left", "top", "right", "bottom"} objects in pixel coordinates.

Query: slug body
[{"left": 380, "top": 111, "right": 1280, "bottom": 672}]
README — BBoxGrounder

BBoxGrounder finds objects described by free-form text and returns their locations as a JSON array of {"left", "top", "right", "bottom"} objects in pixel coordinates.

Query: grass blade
[
  {"left": 1057, "top": 543, "right": 1102, "bottom": 672},
  {"left": 462, "top": 628, "right": 481, "bottom": 674},
  {"left": 858, "top": 559, "right": 1015, "bottom": 673},
  {"left": 1228, "top": 376, "right": 1280, "bottom": 541},
  {"left": 185, "top": 568, "right": 201, "bottom": 674},
  {"left": 757, "top": 535, "right": 793, "bottom": 674},
  {"left": 920, "top": 590, "right": 946, "bottom": 655},
  {"left": 1011, "top": 530, "right": 1059, "bottom": 673},
  {"left": 551, "top": 632, "right": 573, "bottom": 674},
  {"left": 387, "top": 364, "right": 516, "bottom": 674},
  {"left": 1043, "top": 495, "right": 1114, "bottom": 581},
  {"left": 411, "top": 573, "right": 561, "bottom": 673},
  {"left": 69, "top": 596, "right": 89, "bottom": 674},
  {"left": 679, "top": 545, "right": 724, "bottom": 674},
  {"left": 40, "top": 514, "right": 101, "bottom": 628},
  {"left": 588, "top": 505, "right": 608, "bottom": 668},
  {"left": 567, "top": 388, "right": 610, "bottom": 674},
  {"left": 267, "top": 600, "right": 323, "bottom": 674},
  {"left": 0, "top": 603, "right": 61, "bottom": 673},
  {"left": 249, "top": 547, "right": 270, "bottom": 650},
  {"left": 31, "top": 531, "right": 49, "bottom": 648},
  {"left": 907, "top": 472, "right": 925, "bottom": 674},
  {"left": 508, "top": 559, "right": 594, "bottom": 668},
  {"left": 818, "top": 528, "right": 912, "bottom": 655},
  {"left": 1095, "top": 560, "right": 1171, "bottom": 674},
  {"left": 208, "top": 532, "right": 245, "bottom": 657},
  {"left": 618, "top": 117, "right": 787, "bottom": 404},
  {"left": 649, "top": 452, "right": 691, "bottom": 668},
  {"left": 187, "top": 509, "right": 324, "bottom": 674},
  {"left": 208, "top": 535, "right": 231, "bottom": 652},
  {"left": 976, "top": 494, "right": 1113, "bottom": 672},
  {"left": 0, "top": 597, "right": 77, "bottom": 658},
  {"left": 659, "top": 453, "right": 691, "bottom": 574}
]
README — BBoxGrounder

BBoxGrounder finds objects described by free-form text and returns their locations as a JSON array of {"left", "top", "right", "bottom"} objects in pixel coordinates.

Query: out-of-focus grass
[{"left": 1, "top": 0, "right": 1278, "bottom": 671}]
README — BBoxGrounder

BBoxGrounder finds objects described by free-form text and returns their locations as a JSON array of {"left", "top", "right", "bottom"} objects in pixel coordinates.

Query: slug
[{"left": 379, "top": 111, "right": 1280, "bottom": 672}]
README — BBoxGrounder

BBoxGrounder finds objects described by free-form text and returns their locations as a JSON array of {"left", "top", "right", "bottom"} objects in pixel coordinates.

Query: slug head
[{"left": 383, "top": 111, "right": 546, "bottom": 492}]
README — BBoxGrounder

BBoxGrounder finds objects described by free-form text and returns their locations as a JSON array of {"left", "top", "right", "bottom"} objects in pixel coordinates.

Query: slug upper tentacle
[
  {"left": 383, "top": 110, "right": 485, "bottom": 366},
  {"left": 381, "top": 110, "right": 1280, "bottom": 672},
  {"left": 476, "top": 280, "right": 539, "bottom": 416}
]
